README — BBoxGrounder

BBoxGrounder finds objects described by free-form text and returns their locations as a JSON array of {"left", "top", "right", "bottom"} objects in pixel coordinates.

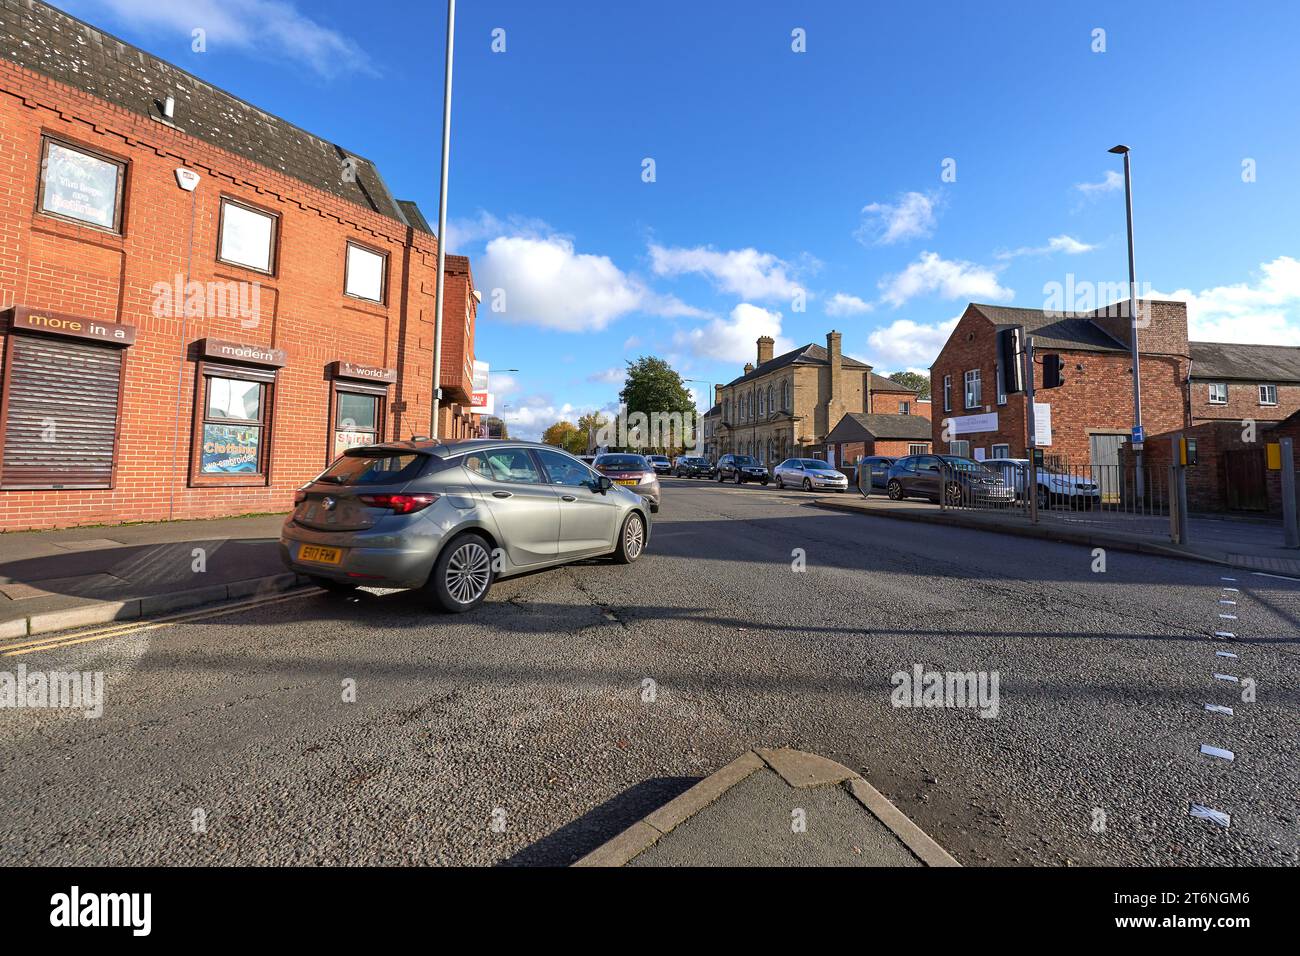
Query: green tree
[
  {"left": 887, "top": 370, "right": 930, "bottom": 400},
  {"left": 619, "top": 356, "right": 697, "bottom": 453},
  {"left": 576, "top": 411, "right": 609, "bottom": 451}
]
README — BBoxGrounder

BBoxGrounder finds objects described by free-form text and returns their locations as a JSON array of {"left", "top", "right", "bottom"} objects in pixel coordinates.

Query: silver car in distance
[
  {"left": 772, "top": 458, "right": 849, "bottom": 492},
  {"left": 280, "top": 439, "right": 651, "bottom": 612}
]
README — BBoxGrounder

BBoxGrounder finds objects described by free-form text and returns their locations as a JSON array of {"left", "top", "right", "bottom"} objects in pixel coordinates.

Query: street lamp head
[{"left": 1108, "top": 144, "right": 1130, "bottom": 154}]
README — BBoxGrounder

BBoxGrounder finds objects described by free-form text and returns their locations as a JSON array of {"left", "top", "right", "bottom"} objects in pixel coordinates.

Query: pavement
[
  {"left": 0, "top": 478, "right": 1296, "bottom": 866},
  {"left": 0, "top": 514, "right": 305, "bottom": 639},
  {"left": 576, "top": 747, "right": 957, "bottom": 867},
  {"left": 818, "top": 490, "right": 1300, "bottom": 575}
]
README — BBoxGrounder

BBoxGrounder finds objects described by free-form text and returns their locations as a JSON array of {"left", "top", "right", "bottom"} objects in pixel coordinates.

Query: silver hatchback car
[{"left": 280, "top": 439, "right": 651, "bottom": 612}]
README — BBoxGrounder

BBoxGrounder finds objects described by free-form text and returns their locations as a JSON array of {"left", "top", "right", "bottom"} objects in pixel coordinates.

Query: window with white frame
[
  {"left": 1207, "top": 383, "right": 1228, "bottom": 405},
  {"left": 964, "top": 369, "right": 982, "bottom": 409},
  {"left": 991, "top": 443, "right": 1011, "bottom": 458},
  {"left": 908, "top": 443, "right": 928, "bottom": 455},
  {"left": 758, "top": 388, "right": 765, "bottom": 416},
  {"left": 1259, "top": 384, "right": 1278, "bottom": 406},
  {"left": 345, "top": 241, "right": 387, "bottom": 302},
  {"left": 943, "top": 375, "right": 952, "bottom": 412},
  {"left": 949, "top": 440, "right": 971, "bottom": 457},
  {"left": 899, "top": 401, "right": 910, "bottom": 415},
  {"left": 782, "top": 379, "right": 790, "bottom": 410},
  {"left": 218, "top": 198, "right": 278, "bottom": 273}
]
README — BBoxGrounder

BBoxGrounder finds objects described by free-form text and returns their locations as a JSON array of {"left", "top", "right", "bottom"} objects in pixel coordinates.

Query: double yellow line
[{"left": 0, "top": 588, "right": 319, "bottom": 658}]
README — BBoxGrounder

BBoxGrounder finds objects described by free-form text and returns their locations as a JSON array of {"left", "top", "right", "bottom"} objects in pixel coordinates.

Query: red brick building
[
  {"left": 0, "top": 1, "right": 479, "bottom": 531},
  {"left": 929, "top": 300, "right": 1191, "bottom": 472},
  {"left": 1187, "top": 341, "right": 1300, "bottom": 425},
  {"left": 824, "top": 413, "right": 933, "bottom": 467}
]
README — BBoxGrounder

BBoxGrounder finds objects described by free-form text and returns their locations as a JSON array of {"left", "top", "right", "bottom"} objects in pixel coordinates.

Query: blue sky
[{"left": 61, "top": 0, "right": 1300, "bottom": 438}]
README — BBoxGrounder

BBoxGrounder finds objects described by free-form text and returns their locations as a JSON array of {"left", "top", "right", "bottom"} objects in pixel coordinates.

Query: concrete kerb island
[{"left": 574, "top": 748, "right": 960, "bottom": 868}]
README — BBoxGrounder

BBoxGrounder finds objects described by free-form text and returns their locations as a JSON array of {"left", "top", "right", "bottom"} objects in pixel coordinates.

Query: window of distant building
[
  {"left": 899, "top": 401, "right": 910, "bottom": 415},
  {"left": 1207, "top": 383, "right": 1228, "bottom": 405},
  {"left": 964, "top": 369, "right": 982, "bottom": 409},
  {"left": 1259, "top": 384, "right": 1278, "bottom": 406},
  {"left": 992, "top": 443, "right": 1010, "bottom": 458},
  {"left": 949, "top": 440, "right": 970, "bottom": 457},
  {"left": 908, "top": 443, "right": 928, "bottom": 456},
  {"left": 943, "top": 375, "right": 952, "bottom": 412}
]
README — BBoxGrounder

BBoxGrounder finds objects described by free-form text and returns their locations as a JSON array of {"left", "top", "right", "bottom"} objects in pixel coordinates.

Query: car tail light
[{"left": 358, "top": 493, "right": 438, "bottom": 514}]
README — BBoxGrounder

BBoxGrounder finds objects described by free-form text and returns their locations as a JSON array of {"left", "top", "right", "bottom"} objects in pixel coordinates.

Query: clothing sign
[{"left": 470, "top": 360, "right": 493, "bottom": 415}]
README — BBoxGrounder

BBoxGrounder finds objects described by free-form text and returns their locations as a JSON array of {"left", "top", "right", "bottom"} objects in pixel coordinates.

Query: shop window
[
  {"left": 38, "top": 137, "right": 126, "bottom": 232},
  {"left": 345, "top": 242, "right": 387, "bottom": 302},
  {"left": 333, "top": 390, "right": 381, "bottom": 459},
  {"left": 218, "top": 198, "right": 278, "bottom": 273}
]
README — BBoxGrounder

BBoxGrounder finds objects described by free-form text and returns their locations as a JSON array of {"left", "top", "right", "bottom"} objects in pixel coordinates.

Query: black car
[
  {"left": 674, "top": 456, "right": 715, "bottom": 478},
  {"left": 858, "top": 455, "right": 897, "bottom": 495},
  {"left": 716, "top": 454, "right": 769, "bottom": 485},
  {"left": 885, "top": 454, "right": 1013, "bottom": 505}
]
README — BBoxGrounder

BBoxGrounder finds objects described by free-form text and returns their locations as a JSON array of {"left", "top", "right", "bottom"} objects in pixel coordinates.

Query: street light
[
  {"left": 430, "top": 0, "right": 457, "bottom": 438},
  {"left": 1109, "top": 144, "right": 1144, "bottom": 497}
]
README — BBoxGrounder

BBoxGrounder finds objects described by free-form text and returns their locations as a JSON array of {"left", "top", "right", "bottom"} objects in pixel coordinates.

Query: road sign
[{"left": 1131, "top": 425, "right": 1145, "bottom": 443}]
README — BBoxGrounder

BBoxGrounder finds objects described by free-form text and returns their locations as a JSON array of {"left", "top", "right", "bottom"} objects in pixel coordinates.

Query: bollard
[{"left": 1282, "top": 437, "right": 1298, "bottom": 548}]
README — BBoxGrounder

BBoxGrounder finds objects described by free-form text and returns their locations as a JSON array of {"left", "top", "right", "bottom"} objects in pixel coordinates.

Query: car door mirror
[{"left": 593, "top": 475, "right": 613, "bottom": 494}]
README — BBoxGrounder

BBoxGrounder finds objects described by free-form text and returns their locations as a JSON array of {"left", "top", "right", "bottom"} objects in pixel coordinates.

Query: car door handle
[
  {"left": 560, "top": 494, "right": 577, "bottom": 502},
  {"left": 492, "top": 490, "right": 513, "bottom": 499}
]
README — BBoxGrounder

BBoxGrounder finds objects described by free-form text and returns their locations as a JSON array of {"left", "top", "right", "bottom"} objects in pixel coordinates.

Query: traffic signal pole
[{"left": 1024, "top": 335, "right": 1038, "bottom": 524}]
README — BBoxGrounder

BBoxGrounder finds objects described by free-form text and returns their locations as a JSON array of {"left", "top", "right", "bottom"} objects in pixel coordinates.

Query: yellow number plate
[
  {"left": 299, "top": 544, "right": 343, "bottom": 565},
  {"left": 614, "top": 479, "right": 639, "bottom": 486}
]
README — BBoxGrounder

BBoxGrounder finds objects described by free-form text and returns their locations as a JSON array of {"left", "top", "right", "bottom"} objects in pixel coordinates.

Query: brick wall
[
  {"left": 0, "top": 59, "right": 473, "bottom": 530},
  {"left": 930, "top": 304, "right": 1189, "bottom": 467},
  {"left": 1190, "top": 380, "right": 1300, "bottom": 424}
]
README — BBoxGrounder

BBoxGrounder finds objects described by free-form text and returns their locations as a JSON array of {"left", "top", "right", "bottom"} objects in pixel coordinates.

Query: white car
[
  {"left": 773, "top": 458, "right": 849, "bottom": 492},
  {"left": 984, "top": 458, "right": 1101, "bottom": 508}
]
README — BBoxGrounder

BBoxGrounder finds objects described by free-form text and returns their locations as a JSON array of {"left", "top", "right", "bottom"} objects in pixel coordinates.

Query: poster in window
[
  {"left": 334, "top": 430, "right": 375, "bottom": 458},
  {"left": 202, "top": 424, "right": 261, "bottom": 474},
  {"left": 42, "top": 142, "right": 119, "bottom": 229}
]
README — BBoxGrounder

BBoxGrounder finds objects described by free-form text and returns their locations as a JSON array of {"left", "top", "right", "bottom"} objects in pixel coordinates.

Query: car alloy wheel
[
  {"left": 888, "top": 479, "right": 904, "bottom": 500},
  {"left": 803, "top": 478, "right": 812, "bottom": 492},
  {"left": 613, "top": 512, "right": 646, "bottom": 564},
  {"left": 945, "top": 483, "right": 963, "bottom": 505},
  {"left": 735, "top": 473, "right": 742, "bottom": 484},
  {"left": 445, "top": 540, "right": 492, "bottom": 605},
  {"left": 776, "top": 475, "right": 784, "bottom": 489}
]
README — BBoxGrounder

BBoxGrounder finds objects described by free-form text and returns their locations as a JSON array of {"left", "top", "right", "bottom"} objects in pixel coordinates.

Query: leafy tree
[
  {"left": 541, "top": 420, "right": 587, "bottom": 455},
  {"left": 576, "top": 411, "right": 609, "bottom": 449},
  {"left": 887, "top": 370, "right": 930, "bottom": 400},
  {"left": 619, "top": 356, "right": 696, "bottom": 453}
]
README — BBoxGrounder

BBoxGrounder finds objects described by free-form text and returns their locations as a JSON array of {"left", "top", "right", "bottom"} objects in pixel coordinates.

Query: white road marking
[
  {"left": 1220, "top": 577, "right": 1238, "bottom": 582},
  {"left": 1213, "top": 673, "right": 1240, "bottom": 683},
  {"left": 1218, "top": 614, "right": 1237, "bottom": 620},
  {"left": 1218, "top": 599, "right": 1237, "bottom": 605},
  {"left": 1250, "top": 570, "right": 1300, "bottom": 582},
  {"left": 1189, "top": 804, "right": 1232, "bottom": 827},
  {"left": 1222, "top": 587, "right": 1240, "bottom": 593},
  {"left": 1204, "top": 704, "right": 1235, "bottom": 715},
  {"left": 1213, "top": 631, "right": 1236, "bottom": 639},
  {"left": 1199, "top": 744, "right": 1235, "bottom": 761},
  {"left": 1215, "top": 651, "right": 1238, "bottom": 658}
]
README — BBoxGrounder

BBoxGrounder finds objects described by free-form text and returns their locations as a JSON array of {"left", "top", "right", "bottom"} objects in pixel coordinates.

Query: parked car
[
  {"left": 280, "top": 440, "right": 650, "bottom": 613},
  {"left": 984, "top": 457, "right": 1101, "bottom": 509},
  {"left": 646, "top": 454, "right": 673, "bottom": 475},
  {"left": 885, "top": 454, "right": 1014, "bottom": 505},
  {"left": 858, "top": 455, "right": 898, "bottom": 495},
  {"left": 578, "top": 455, "right": 598, "bottom": 467},
  {"left": 716, "top": 454, "right": 769, "bottom": 485},
  {"left": 674, "top": 456, "right": 715, "bottom": 478},
  {"left": 593, "top": 453, "right": 661, "bottom": 513},
  {"left": 773, "top": 458, "right": 849, "bottom": 492}
]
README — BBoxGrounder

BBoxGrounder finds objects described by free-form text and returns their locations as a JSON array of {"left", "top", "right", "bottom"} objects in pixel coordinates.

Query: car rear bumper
[{"left": 279, "top": 517, "right": 442, "bottom": 589}]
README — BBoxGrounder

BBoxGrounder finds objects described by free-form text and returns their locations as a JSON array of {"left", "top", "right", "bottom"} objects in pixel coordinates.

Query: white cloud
[
  {"left": 622, "top": 335, "right": 643, "bottom": 351},
  {"left": 1157, "top": 256, "right": 1300, "bottom": 345},
  {"left": 477, "top": 235, "right": 699, "bottom": 332},
  {"left": 499, "top": 396, "right": 601, "bottom": 441},
  {"left": 825, "top": 292, "right": 874, "bottom": 317},
  {"left": 866, "top": 315, "right": 961, "bottom": 371},
  {"left": 488, "top": 372, "right": 517, "bottom": 396},
  {"left": 587, "top": 367, "right": 626, "bottom": 384},
  {"left": 1074, "top": 170, "right": 1124, "bottom": 198},
  {"left": 878, "top": 252, "right": 1013, "bottom": 307},
  {"left": 80, "top": 0, "right": 374, "bottom": 77},
  {"left": 674, "top": 303, "right": 794, "bottom": 364},
  {"left": 998, "top": 235, "right": 1097, "bottom": 259},
  {"left": 648, "top": 244, "right": 802, "bottom": 300},
  {"left": 444, "top": 210, "right": 552, "bottom": 254},
  {"left": 856, "top": 192, "right": 938, "bottom": 245}
]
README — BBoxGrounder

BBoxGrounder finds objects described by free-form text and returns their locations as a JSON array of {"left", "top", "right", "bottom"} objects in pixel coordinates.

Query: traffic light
[
  {"left": 1041, "top": 353, "right": 1066, "bottom": 389},
  {"left": 997, "top": 327, "right": 1024, "bottom": 394}
]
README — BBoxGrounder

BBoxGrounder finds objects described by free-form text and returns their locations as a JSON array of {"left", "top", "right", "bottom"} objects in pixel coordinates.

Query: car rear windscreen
[
  {"left": 316, "top": 451, "right": 428, "bottom": 485},
  {"left": 597, "top": 455, "right": 649, "bottom": 470}
]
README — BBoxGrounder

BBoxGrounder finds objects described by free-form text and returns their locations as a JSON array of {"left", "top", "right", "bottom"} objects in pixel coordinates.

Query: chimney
[
  {"left": 824, "top": 330, "right": 844, "bottom": 436},
  {"left": 714, "top": 384, "right": 722, "bottom": 407},
  {"left": 757, "top": 335, "right": 775, "bottom": 365},
  {"left": 744, "top": 362, "right": 755, "bottom": 376},
  {"left": 1091, "top": 298, "right": 1189, "bottom": 358}
]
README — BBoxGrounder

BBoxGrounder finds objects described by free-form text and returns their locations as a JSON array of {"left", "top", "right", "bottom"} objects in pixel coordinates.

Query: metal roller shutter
[{"left": 2, "top": 335, "right": 123, "bottom": 489}]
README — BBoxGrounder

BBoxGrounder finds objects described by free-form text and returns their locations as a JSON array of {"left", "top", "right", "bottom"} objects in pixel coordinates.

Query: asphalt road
[{"left": 1, "top": 478, "right": 1296, "bottom": 866}]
